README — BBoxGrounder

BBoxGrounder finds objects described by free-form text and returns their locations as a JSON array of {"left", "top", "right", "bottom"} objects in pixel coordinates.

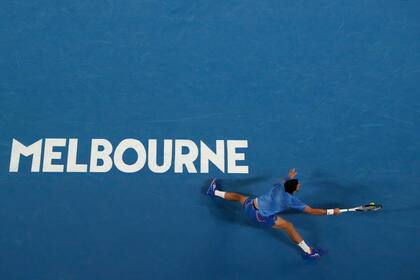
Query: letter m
[{"left": 9, "top": 139, "right": 43, "bottom": 172}]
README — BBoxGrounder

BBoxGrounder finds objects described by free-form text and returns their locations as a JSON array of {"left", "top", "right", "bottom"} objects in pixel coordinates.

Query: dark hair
[{"left": 284, "top": 179, "right": 299, "bottom": 194}]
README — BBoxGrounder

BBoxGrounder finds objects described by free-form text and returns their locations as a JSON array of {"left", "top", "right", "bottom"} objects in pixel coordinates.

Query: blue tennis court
[{"left": 1, "top": 1, "right": 419, "bottom": 279}]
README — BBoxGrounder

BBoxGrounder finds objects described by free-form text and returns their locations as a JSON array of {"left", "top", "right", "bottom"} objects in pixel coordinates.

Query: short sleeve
[{"left": 288, "top": 196, "right": 308, "bottom": 211}]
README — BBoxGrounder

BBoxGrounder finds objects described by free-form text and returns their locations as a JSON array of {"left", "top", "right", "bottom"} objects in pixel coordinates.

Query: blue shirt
[{"left": 257, "top": 184, "right": 308, "bottom": 217}]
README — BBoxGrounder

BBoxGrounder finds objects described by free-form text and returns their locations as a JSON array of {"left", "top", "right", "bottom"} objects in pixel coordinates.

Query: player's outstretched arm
[{"left": 304, "top": 206, "right": 340, "bottom": 216}]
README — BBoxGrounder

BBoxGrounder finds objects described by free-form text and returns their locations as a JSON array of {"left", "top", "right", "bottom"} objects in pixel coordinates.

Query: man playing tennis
[{"left": 207, "top": 168, "right": 340, "bottom": 259}]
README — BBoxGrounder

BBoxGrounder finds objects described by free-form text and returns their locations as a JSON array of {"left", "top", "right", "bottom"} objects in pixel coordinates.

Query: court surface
[{"left": 1, "top": 1, "right": 420, "bottom": 279}]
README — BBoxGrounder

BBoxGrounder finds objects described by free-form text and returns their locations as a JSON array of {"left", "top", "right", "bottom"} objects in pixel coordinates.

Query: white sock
[
  {"left": 297, "top": 240, "right": 312, "bottom": 254},
  {"left": 214, "top": 190, "right": 226, "bottom": 199}
]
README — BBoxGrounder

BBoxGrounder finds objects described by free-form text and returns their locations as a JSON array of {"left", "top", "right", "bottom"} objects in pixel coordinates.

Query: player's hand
[
  {"left": 333, "top": 208, "right": 341, "bottom": 215},
  {"left": 288, "top": 168, "right": 298, "bottom": 179}
]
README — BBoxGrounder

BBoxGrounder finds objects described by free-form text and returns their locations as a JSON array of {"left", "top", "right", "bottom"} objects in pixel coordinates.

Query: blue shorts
[{"left": 243, "top": 198, "right": 277, "bottom": 227}]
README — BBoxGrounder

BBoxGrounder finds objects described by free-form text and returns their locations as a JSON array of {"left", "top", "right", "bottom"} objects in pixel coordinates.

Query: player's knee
[
  {"left": 282, "top": 221, "right": 293, "bottom": 229},
  {"left": 275, "top": 220, "right": 292, "bottom": 230},
  {"left": 286, "top": 221, "right": 294, "bottom": 229}
]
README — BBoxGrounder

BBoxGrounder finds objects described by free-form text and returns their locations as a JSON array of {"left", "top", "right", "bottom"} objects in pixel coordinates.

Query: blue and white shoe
[
  {"left": 304, "top": 248, "right": 324, "bottom": 259},
  {"left": 207, "top": 178, "right": 217, "bottom": 197}
]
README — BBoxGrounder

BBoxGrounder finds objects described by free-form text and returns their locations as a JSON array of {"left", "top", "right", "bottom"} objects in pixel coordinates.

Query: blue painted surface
[{"left": 1, "top": 1, "right": 420, "bottom": 279}]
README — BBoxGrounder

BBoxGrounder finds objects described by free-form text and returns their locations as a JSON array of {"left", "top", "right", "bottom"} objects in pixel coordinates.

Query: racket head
[{"left": 355, "top": 202, "right": 383, "bottom": 212}]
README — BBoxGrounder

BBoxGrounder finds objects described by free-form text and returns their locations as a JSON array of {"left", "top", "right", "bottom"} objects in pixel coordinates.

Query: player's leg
[
  {"left": 273, "top": 216, "right": 303, "bottom": 244},
  {"left": 223, "top": 192, "right": 248, "bottom": 205},
  {"left": 273, "top": 216, "right": 322, "bottom": 258},
  {"left": 207, "top": 179, "right": 248, "bottom": 205}
]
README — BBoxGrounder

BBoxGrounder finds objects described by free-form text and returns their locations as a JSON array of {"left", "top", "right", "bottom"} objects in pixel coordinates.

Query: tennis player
[{"left": 207, "top": 168, "right": 340, "bottom": 259}]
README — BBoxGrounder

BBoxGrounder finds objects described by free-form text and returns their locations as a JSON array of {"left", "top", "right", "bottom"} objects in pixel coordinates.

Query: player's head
[{"left": 284, "top": 179, "right": 300, "bottom": 194}]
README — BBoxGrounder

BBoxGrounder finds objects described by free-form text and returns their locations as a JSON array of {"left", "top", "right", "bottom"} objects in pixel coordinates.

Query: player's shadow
[
  {"left": 215, "top": 175, "right": 271, "bottom": 190},
  {"left": 303, "top": 170, "right": 383, "bottom": 208},
  {"left": 308, "top": 170, "right": 420, "bottom": 215},
  {"left": 201, "top": 178, "right": 302, "bottom": 253}
]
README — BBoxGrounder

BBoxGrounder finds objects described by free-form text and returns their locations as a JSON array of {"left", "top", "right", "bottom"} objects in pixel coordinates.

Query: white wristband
[{"left": 327, "top": 209, "right": 334, "bottom": 215}]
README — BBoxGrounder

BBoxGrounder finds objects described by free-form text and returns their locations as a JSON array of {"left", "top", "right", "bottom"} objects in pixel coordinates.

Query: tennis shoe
[
  {"left": 207, "top": 178, "right": 217, "bottom": 197},
  {"left": 304, "top": 248, "right": 324, "bottom": 259}
]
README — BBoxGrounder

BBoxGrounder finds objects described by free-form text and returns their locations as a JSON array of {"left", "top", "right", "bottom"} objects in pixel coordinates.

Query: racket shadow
[{"left": 378, "top": 206, "right": 419, "bottom": 213}]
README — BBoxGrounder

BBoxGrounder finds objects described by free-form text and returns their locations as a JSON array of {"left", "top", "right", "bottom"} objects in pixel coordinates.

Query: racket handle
[{"left": 339, "top": 208, "right": 356, "bottom": 213}]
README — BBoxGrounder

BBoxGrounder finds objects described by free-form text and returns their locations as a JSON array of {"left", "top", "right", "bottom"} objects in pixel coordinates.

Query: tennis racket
[{"left": 339, "top": 202, "right": 382, "bottom": 213}]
